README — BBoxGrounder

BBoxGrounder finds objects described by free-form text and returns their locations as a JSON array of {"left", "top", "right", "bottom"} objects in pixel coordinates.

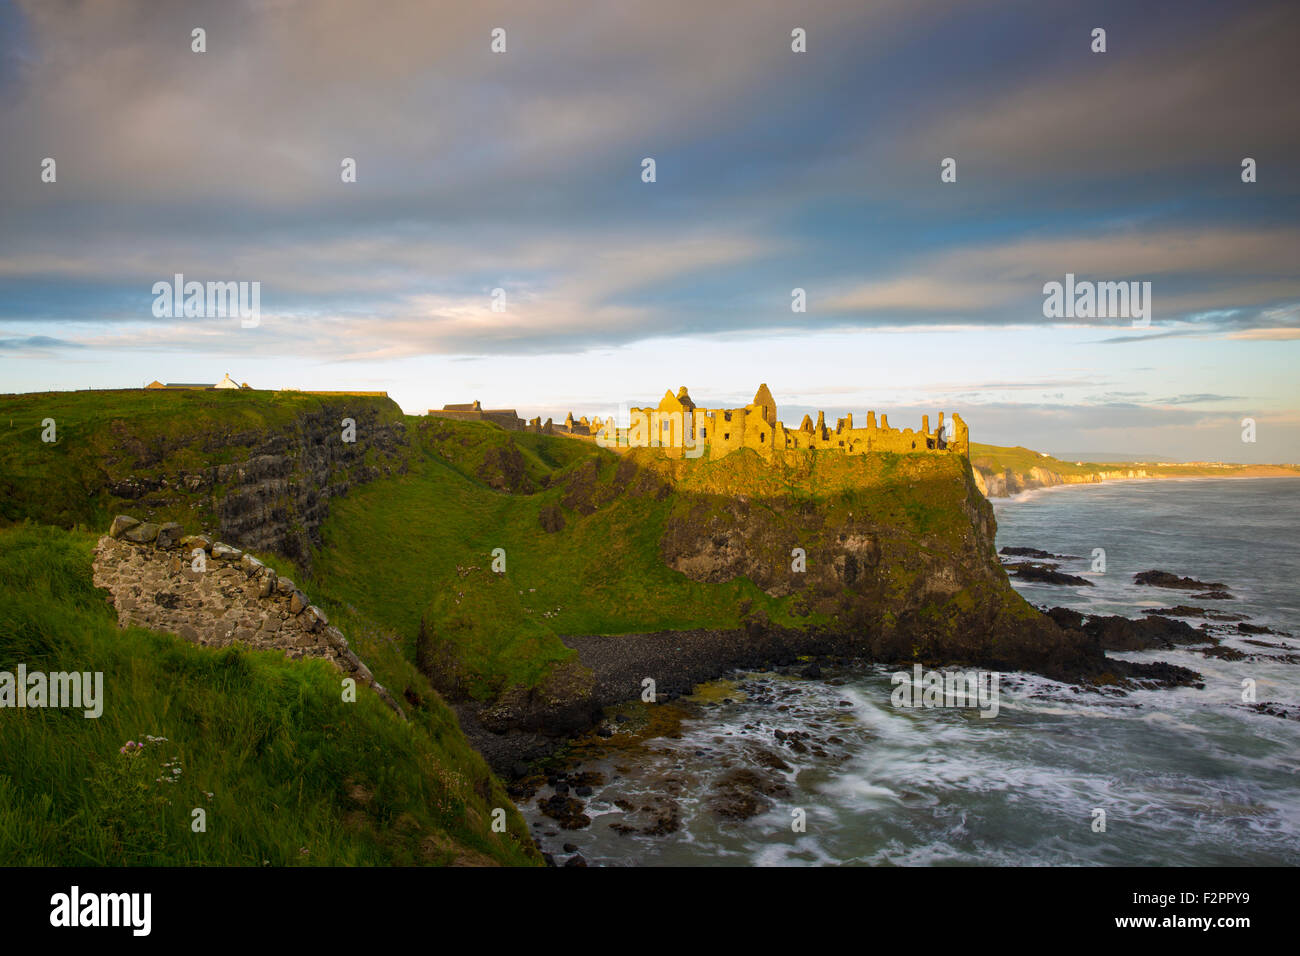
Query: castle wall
[
  {"left": 427, "top": 408, "right": 525, "bottom": 430},
  {"left": 593, "top": 387, "right": 968, "bottom": 462},
  {"left": 93, "top": 515, "right": 404, "bottom": 717}
]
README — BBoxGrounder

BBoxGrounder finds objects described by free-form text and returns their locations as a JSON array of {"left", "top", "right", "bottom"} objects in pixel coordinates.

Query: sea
[{"left": 519, "top": 477, "right": 1300, "bottom": 866}]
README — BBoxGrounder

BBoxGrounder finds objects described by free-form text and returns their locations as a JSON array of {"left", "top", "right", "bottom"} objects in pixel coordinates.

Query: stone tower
[{"left": 751, "top": 383, "right": 777, "bottom": 424}]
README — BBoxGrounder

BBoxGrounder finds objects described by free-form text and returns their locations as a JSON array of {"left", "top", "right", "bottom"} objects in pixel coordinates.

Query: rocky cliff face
[
  {"left": 107, "top": 401, "right": 407, "bottom": 564},
  {"left": 653, "top": 456, "right": 1104, "bottom": 681},
  {"left": 973, "top": 465, "right": 1152, "bottom": 497},
  {"left": 458, "top": 449, "right": 1186, "bottom": 771}
]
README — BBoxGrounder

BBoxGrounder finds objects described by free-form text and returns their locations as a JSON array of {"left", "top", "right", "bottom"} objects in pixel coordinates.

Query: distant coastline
[{"left": 970, "top": 443, "right": 1300, "bottom": 498}]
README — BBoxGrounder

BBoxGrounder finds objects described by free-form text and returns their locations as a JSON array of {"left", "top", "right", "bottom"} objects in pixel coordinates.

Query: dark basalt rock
[
  {"left": 1134, "top": 570, "right": 1228, "bottom": 591},
  {"left": 213, "top": 405, "right": 406, "bottom": 567},
  {"left": 635, "top": 798, "right": 681, "bottom": 835},
  {"left": 97, "top": 401, "right": 408, "bottom": 569},
  {"left": 1201, "top": 645, "right": 1247, "bottom": 661},
  {"left": 538, "top": 794, "right": 590, "bottom": 830},
  {"left": 1251, "top": 702, "right": 1300, "bottom": 721},
  {"left": 1142, "top": 606, "right": 1248, "bottom": 622},
  {"left": 1046, "top": 608, "right": 1205, "bottom": 651},
  {"left": 476, "top": 443, "right": 534, "bottom": 494},
  {"left": 1000, "top": 547, "right": 1058, "bottom": 558},
  {"left": 1118, "top": 660, "right": 1204, "bottom": 688},
  {"left": 707, "top": 768, "right": 789, "bottom": 821},
  {"left": 1013, "top": 564, "right": 1093, "bottom": 586}
]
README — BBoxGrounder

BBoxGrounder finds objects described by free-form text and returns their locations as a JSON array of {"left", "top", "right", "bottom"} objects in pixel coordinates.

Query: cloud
[
  {"left": 1226, "top": 328, "right": 1300, "bottom": 341},
  {"left": 881, "top": 2, "right": 1300, "bottom": 188},
  {"left": 822, "top": 226, "right": 1300, "bottom": 331},
  {"left": 1153, "top": 394, "right": 1245, "bottom": 405},
  {"left": 0, "top": 0, "right": 1296, "bottom": 469},
  {"left": 0, "top": 335, "right": 86, "bottom": 360}
]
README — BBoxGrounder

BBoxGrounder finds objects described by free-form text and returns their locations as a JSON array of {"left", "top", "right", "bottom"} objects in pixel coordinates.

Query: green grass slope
[
  {"left": 298, "top": 421, "right": 829, "bottom": 699},
  {"left": 292, "top": 419, "right": 1013, "bottom": 700},
  {"left": 0, "top": 523, "right": 539, "bottom": 866}
]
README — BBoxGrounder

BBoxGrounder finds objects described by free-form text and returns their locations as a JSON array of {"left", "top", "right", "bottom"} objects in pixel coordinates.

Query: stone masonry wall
[{"left": 92, "top": 514, "right": 404, "bottom": 717}]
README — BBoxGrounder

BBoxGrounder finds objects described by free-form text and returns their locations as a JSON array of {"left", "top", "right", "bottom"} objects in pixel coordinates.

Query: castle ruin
[
  {"left": 596, "top": 385, "right": 968, "bottom": 459},
  {"left": 427, "top": 385, "right": 968, "bottom": 460},
  {"left": 427, "top": 400, "right": 527, "bottom": 431}
]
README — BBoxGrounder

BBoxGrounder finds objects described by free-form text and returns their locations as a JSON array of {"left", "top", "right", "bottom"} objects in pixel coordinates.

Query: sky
[{"left": 1, "top": 0, "right": 1297, "bottom": 462}]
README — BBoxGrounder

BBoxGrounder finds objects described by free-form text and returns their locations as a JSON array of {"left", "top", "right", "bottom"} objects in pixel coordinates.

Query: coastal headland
[
  {"left": 969, "top": 443, "right": 1299, "bottom": 497},
  {"left": 1, "top": 387, "right": 1224, "bottom": 781}
]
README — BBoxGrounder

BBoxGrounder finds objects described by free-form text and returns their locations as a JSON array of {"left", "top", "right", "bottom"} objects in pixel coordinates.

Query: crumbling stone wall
[
  {"left": 609, "top": 385, "right": 971, "bottom": 460},
  {"left": 92, "top": 515, "right": 403, "bottom": 717}
]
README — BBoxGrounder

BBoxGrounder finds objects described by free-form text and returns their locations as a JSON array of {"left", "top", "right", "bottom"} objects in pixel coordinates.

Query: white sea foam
[{"left": 519, "top": 479, "right": 1300, "bottom": 866}]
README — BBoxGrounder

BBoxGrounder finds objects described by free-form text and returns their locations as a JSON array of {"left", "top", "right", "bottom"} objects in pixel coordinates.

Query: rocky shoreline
[
  {"left": 455, "top": 621, "right": 859, "bottom": 775},
  {"left": 510, "top": 664, "right": 868, "bottom": 867},
  {"left": 458, "top": 612, "right": 1211, "bottom": 778},
  {"left": 462, "top": 550, "right": 1300, "bottom": 782},
  {"left": 998, "top": 547, "right": 1297, "bottom": 664},
  {"left": 461, "top": 545, "right": 1300, "bottom": 866}
]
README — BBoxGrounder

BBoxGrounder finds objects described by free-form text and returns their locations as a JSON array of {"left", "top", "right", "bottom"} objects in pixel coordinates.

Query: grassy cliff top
[{"left": 0, "top": 388, "right": 404, "bottom": 529}]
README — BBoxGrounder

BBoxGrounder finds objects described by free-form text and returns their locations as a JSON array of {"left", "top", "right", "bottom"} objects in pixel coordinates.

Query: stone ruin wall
[
  {"left": 425, "top": 386, "right": 972, "bottom": 462},
  {"left": 91, "top": 515, "right": 404, "bottom": 718},
  {"left": 611, "top": 388, "right": 970, "bottom": 460}
]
